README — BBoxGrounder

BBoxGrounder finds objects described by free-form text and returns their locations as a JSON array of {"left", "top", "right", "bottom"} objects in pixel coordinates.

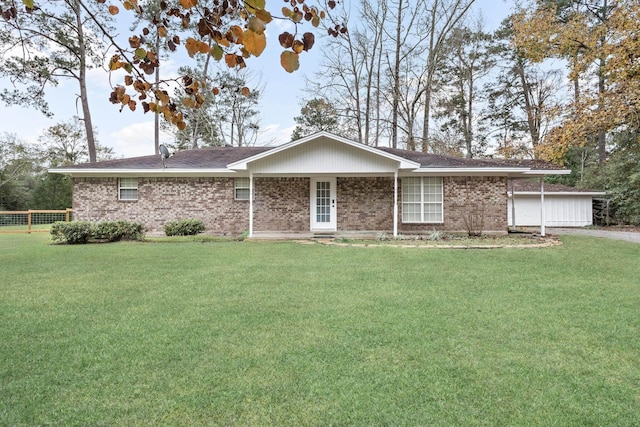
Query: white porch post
[
  {"left": 393, "top": 171, "right": 398, "bottom": 237},
  {"left": 510, "top": 178, "right": 517, "bottom": 230},
  {"left": 540, "top": 177, "right": 545, "bottom": 237},
  {"left": 249, "top": 172, "right": 254, "bottom": 238}
]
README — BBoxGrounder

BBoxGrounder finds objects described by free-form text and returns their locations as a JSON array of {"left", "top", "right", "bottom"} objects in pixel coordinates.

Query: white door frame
[{"left": 310, "top": 177, "right": 337, "bottom": 231}]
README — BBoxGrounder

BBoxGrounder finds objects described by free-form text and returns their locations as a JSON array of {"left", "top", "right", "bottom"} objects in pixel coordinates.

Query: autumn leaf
[
  {"left": 229, "top": 26, "right": 243, "bottom": 44},
  {"left": 198, "top": 41, "right": 210, "bottom": 54},
  {"left": 302, "top": 32, "right": 315, "bottom": 51},
  {"left": 108, "top": 5, "right": 119, "bottom": 15},
  {"left": 134, "top": 48, "right": 146, "bottom": 59},
  {"left": 243, "top": 30, "right": 266, "bottom": 57},
  {"left": 279, "top": 32, "right": 294, "bottom": 49},
  {"left": 292, "top": 40, "right": 304, "bottom": 54},
  {"left": 129, "top": 36, "right": 141, "bottom": 48},
  {"left": 241, "top": 87, "right": 251, "bottom": 96},
  {"left": 244, "top": 0, "right": 266, "bottom": 13},
  {"left": 247, "top": 17, "right": 266, "bottom": 35},
  {"left": 255, "top": 9, "right": 273, "bottom": 24},
  {"left": 225, "top": 54, "right": 237, "bottom": 68},
  {"left": 179, "top": 0, "right": 197, "bottom": 9},
  {"left": 185, "top": 38, "right": 199, "bottom": 57},
  {"left": 280, "top": 51, "right": 299, "bottom": 73},
  {"left": 22, "top": 0, "right": 34, "bottom": 8},
  {"left": 123, "top": 0, "right": 138, "bottom": 11},
  {"left": 211, "top": 45, "right": 223, "bottom": 61}
]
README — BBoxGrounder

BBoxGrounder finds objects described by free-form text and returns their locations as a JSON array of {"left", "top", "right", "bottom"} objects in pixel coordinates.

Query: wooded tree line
[{"left": 0, "top": 118, "right": 114, "bottom": 210}]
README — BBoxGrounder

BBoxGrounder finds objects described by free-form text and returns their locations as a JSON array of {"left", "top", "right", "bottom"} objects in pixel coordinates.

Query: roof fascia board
[
  {"left": 410, "top": 168, "right": 532, "bottom": 174},
  {"left": 520, "top": 169, "right": 572, "bottom": 175},
  {"left": 511, "top": 191, "right": 607, "bottom": 196},
  {"left": 226, "top": 131, "right": 420, "bottom": 170}
]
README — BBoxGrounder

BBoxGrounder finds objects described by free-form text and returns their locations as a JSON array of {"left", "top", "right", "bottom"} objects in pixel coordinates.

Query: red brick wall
[
  {"left": 253, "top": 177, "right": 309, "bottom": 232},
  {"left": 73, "top": 177, "right": 249, "bottom": 235},
  {"left": 73, "top": 175, "right": 508, "bottom": 235},
  {"left": 399, "top": 176, "right": 508, "bottom": 233},
  {"left": 337, "top": 177, "right": 394, "bottom": 231}
]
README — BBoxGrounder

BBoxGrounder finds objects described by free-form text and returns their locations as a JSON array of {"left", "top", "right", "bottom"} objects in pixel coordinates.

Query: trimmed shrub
[
  {"left": 94, "top": 221, "right": 146, "bottom": 242},
  {"left": 50, "top": 221, "right": 93, "bottom": 244},
  {"left": 164, "top": 218, "right": 205, "bottom": 236}
]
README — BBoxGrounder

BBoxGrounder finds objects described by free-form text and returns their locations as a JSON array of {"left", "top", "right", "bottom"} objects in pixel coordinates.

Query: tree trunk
[
  {"left": 516, "top": 61, "right": 540, "bottom": 151},
  {"left": 73, "top": 0, "right": 96, "bottom": 163},
  {"left": 391, "top": 0, "right": 403, "bottom": 149},
  {"left": 154, "top": 29, "right": 161, "bottom": 154},
  {"left": 421, "top": 2, "right": 438, "bottom": 152}
]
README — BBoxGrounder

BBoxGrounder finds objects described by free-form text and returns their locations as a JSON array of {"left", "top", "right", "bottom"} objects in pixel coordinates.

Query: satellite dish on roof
[{"left": 158, "top": 144, "right": 173, "bottom": 168}]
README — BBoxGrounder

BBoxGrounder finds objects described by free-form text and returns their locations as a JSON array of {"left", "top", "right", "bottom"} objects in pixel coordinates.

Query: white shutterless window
[
  {"left": 402, "top": 177, "right": 443, "bottom": 223},
  {"left": 118, "top": 178, "right": 138, "bottom": 201},
  {"left": 235, "top": 177, "right": 250, "bottom": 200}
]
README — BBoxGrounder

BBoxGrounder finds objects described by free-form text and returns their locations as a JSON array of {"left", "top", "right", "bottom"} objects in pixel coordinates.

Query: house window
[
  {"left": 235, "top": 177, "right": 250, "bottom": 200},
  {"left": 402, "top": 177, "right": 443, "bottom": 223},
  {"left": 118, "top": 177, "right": 138, "bottom": 201}
]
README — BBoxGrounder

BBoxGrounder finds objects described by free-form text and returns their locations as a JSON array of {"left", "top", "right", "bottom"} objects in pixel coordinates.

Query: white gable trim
[{"left": 227, "top": 131, "right": 420, "bottom": 171}]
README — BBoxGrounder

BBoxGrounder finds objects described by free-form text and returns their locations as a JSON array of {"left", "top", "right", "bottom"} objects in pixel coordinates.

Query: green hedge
[
  {"left": 164, "top": 218, "right": 205, "bottom": 236},
  {"left": 50, "top": 220, "right": 146, "bottom": 244},
  {"left": 51, "top": 221, "right": 93, "bottom": 244},
  {"left": 94, "top": 221, "right": 145, "bottom": 242}
]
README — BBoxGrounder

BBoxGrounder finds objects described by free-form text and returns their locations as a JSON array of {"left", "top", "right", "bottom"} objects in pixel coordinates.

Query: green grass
[{"left": 1, "top": 233, "right": 639, "bottom": 425}]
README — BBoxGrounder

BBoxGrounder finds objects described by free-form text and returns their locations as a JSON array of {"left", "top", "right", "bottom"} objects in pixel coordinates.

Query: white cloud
[
  {"left": 107, "top": 121, "right": 173, "bottom": 158},
  {"left": 257, "top": 123, "right": 296, "bottom": 146}
]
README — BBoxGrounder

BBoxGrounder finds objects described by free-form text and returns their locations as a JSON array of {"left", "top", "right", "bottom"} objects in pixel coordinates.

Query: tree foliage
[
  {"left": 210, "top": 70, "right": 261, "bottom": 147},
  {"left": 0, "top": 0, "right": 114, "bottom": 162},
  {"left": 435, "top": 22, "right": 493, "bottom": 158},
  {"left": 483, "top": 18, "right": 563, "bottom": 159},
  {"left": 512, "top": 0, "right": 640, "bottom": 164},
  {"left": 291, "top": 98, "right": 339, "bottom": 140},
  {"left": 0, "top": 133, "right": 41, "bottom": 210},
  {"left": 1, "top": 0, "right": 337, "bottom": 155}
]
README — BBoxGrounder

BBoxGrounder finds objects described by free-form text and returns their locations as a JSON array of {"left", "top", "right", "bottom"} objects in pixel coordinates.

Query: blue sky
[{"left": 1, "top": 0, "right": 512, "bottom": 158}]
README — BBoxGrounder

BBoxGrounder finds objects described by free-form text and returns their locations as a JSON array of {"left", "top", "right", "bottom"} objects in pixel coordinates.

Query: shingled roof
[
  {"left": 60, "top": 146, "right": 274, "bottom": 170},
  {"left": 378, "top": 147, "right": 564, "bottom": 170},
  {"left": 56, "top": 144, "right": 564, "bottom": 172}
]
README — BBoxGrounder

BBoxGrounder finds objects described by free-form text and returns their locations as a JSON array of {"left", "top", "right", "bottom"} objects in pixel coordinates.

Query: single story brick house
[{"left": 50, "top": 132, "right": 569, "bottom": 237}]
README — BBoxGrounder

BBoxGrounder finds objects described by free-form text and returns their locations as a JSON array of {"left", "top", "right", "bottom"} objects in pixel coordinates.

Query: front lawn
[{"left": 1, "top": 233, "right": 639, "bottom": 425}]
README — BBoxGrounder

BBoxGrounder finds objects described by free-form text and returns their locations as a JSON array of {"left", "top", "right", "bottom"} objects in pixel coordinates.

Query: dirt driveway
[{"left": 547, "top": 227, "right": 640, "bottom": 244}]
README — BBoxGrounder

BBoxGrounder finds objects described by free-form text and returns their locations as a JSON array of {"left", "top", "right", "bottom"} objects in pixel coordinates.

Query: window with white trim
[
  {"left": 118, "top": 177, "right": 138, "bottom": 201},
  {"left": 402, "top": 177, "right": 443, "bottom": 223},
  {"left": 235, "top": 177, "right": 250, "bottom": 200}
]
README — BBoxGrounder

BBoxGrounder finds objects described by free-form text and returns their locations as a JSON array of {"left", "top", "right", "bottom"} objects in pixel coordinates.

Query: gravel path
[{"left": 547, "top": 227, "right": 640, "bottom": 244}]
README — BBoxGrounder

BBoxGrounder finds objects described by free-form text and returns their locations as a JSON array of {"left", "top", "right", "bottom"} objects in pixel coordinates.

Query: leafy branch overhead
[{"left": 6, "top": 0, "right": 341, "bottom": 131}]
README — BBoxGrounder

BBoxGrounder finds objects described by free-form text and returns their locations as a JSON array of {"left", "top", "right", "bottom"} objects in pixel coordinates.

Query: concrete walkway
[{"left": 546, "top": 227, "right": 640, "bottom": 244}]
